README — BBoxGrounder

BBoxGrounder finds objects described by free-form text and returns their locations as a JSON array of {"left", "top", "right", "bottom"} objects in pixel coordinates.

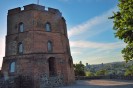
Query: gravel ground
[{"left": 60, "top": 79, "right": 133, "bottom": 88}]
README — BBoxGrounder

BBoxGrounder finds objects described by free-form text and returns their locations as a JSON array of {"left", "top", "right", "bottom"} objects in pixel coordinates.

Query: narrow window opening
[
  {"left": 45, "top": 23, "right": 51, "bottom": 32},
  {"left": 19, "top": 22, "right": 24, "bottom": 32},
  {"left": 10, "top": 62, "right": 15, "bottom": 73},
  {"left": 18, "top": 42, "right": 23, "bottom": 54},
  {"left": 47, "top": 41, "right": 52, "bottom": 52}
]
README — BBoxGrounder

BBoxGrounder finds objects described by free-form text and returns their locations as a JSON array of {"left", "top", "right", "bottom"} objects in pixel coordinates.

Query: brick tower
[{"left": 1, "top": 4, "right": 75, "bottom": 88}]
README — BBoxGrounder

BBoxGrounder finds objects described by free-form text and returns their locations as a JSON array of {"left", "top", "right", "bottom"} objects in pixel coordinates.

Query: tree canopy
[
  {"left": 95, "top": 69, "right": 108, "bottom": 76},
  {"left": 73, "top": 63, "right": 85, "bottom": 76},
  {"left": 85, "top": 71, "right": 94, "bottom": 77},
  {"left": 110, "top": 0, "right": 133, "bottom": 62},
  {"left": 124, "top": 65, "right": 133, "bottom": 76}
]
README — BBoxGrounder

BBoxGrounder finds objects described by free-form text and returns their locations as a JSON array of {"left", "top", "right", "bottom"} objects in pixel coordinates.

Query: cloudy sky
[{"left": 0, "top": 0, "right": 126, "bottom": 67}]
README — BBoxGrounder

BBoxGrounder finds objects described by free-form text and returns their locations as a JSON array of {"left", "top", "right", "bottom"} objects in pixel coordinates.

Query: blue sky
[{"left": 0, "top": 0, "right": 126, "bottom": 67}]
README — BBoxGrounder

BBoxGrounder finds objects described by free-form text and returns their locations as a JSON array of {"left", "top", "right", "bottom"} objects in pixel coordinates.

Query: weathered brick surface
[{"left": 2, "top": 4, "right": 75, "bottom": 88}]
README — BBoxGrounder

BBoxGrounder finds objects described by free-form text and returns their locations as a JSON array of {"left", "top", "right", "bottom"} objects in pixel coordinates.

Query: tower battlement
[
  {"left": 8, "top": 7, "right": 21, "bottom": 15},
  {"left": 8, "top": 4, "right": 62, "bottom": 16}
]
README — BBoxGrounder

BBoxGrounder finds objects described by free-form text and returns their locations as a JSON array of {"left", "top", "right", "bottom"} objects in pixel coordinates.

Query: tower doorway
[{"left": 48, "top": 57, "right": 56, "bottom": 76}]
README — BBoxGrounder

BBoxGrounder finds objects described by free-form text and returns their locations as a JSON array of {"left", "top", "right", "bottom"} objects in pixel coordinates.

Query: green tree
[
  {"left": 124, "top": 65, "right": 133, "bottom": 76},
  {"left": 95, "top": 69, "right": 108, "bottom": 76},
  {"left": 73, "top": 63, "right": 85, "bottom": 76},
  {"left": 110, "top": 0, "right": 133, "bottom": 62},
  {"left": 85, "top": 71, "right": 94, "bottom": 77}
]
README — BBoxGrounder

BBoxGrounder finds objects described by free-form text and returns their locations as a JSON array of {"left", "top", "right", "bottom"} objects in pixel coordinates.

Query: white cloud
[
  {"left": 68, "top": 7, "right": 117, "bottom": 38},
  {"left": 70, "top": 40, "right": 126, "bottom": 64},
  {"left": 70, "top": 41, "right": 126, "bottom": 50},
  {"left": 71, "top": 51, "right": 82, "bottom": 55},
  {"left": 83, "top": 54, "right": 124, "bottom": 65},
  {"left": 70, "top": 41, "right": 125, "bottom": 64}
]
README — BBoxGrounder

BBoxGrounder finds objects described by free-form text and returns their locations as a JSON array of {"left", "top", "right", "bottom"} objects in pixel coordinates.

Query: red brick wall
[{"left": 2, "top": 4, "right": 75, "bottom": 87}]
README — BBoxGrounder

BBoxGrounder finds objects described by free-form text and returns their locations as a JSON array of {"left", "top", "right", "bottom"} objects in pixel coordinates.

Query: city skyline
[{"left": 0, "top": 0, "right": 126, "bottom": 68}]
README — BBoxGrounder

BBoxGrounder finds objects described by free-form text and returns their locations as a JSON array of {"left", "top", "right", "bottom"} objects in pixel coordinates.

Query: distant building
[
  {"left": 80, "top": 61, "right": 82, "bottom": 64},
  {"left": 86, "top": 63, "right": 88, "bottom": 66}
]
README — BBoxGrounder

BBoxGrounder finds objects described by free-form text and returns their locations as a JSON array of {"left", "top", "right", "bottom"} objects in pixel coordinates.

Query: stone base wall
[
  {"left": 0, "top": 74, "right": 65, "bottom": 88},
  {"left": 0, "top": 75, "right": 33, "bottom": 88},
  {"left": 40, "top": 73, "right": 64, "bottom": 88}
]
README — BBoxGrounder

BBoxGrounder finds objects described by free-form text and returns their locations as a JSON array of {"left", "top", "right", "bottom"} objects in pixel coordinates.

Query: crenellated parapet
[
  {"left": 8, "top": 7, "right": 21, "bottom": 15},
  {"left": 8, "top": 4, "right": 62, "bottom": 16},
  {"left": 24, "top": 4, "right": 45, "bottom": 11}
]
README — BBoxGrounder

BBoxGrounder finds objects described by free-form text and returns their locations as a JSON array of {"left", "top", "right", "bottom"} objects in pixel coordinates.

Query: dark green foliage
[
  {"left": 95, "top": 69, "right": 108, "bottom": 76},
  {"left": 125, "top": 65, "right": 133, "bottom": 76},
  {"left": 73, "top": 64, "right": 85, "bottom": 76},
  {"left": 110, "top": 0, "right": 133, "bottom": 62}
]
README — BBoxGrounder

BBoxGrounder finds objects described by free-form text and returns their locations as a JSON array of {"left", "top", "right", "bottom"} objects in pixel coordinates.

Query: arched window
[
  {"left": 47, "top": 41, "right": 52, "bottom": 52},
  {"left": 10, "top": 62, "right": 15, "bottom": 73},
  {"left": 45, "top": 22, "right": 51, "bottom": 32},
  {"left": 48, "top": 57, "right": 56, "bottom": 76},
  {"left": 19, "top": 22, "right": 24, "bottom": 32},
  {"left": 18, "top": 42, "right": 23, "bottom": 54}
]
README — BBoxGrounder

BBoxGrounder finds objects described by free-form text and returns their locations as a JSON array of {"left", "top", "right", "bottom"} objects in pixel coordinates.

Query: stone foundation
[
  {"left": 0, "top": 74, "right": 65, "bottom": 88},
  {"left": 40, "top": 73, "right": 64, "bottom": 88}
]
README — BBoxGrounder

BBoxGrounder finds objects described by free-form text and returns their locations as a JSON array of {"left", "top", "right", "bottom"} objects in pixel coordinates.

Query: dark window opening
[{"left": 48, "top": 57, "right": 56, "bottom": 76}]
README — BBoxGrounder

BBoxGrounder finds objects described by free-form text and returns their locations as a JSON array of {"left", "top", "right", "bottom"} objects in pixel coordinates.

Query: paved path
[{"left": 61, "top": 79, "right": 133, "bottom": 88}]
